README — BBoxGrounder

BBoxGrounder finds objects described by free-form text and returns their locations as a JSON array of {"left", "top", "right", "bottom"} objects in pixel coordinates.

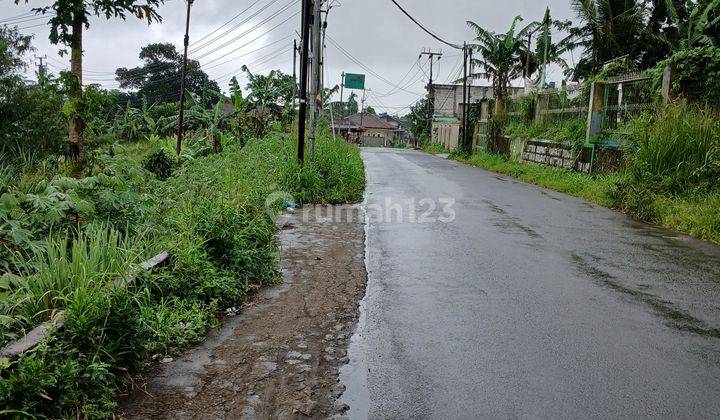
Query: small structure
[
  {"left": 333, "top": 113, "right": 402, "bottom": 147},
  {"left": 430, "top": 83, "right": 524, "bottom": 149}
]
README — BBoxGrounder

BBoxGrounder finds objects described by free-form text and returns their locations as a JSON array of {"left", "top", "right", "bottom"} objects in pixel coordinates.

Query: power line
[
  {"left": 189, "top": 0, "right": 287, "bottom": 55},
  {"left": 327, "top": 35, "right": 421, "bottom": 95},
  {"left": 189, "top": 0, "right": 268, "bottom": 47},
  {"left": 201, "top": 33, "right": 294, "bottom": 70},
  {"left": 1, "top": 15, "right": 53, "bottom": 26},
  {"left": 199, "top": 10, "right": 298, "bottom": 65},
  {"left": 0, "top": 11, "right": 35, "bottom": 23},
  {"left": 387, "top": 0, "right": 461, "bottom": 50},
  {"left": 373, "top": 57, "right": 421, "bottom": 98},
  {"left": 14, "top": 22, "right": 50, "bottom": 31},
  {"left": 212, "top": 43, "right": 290, "bottom": 82}
]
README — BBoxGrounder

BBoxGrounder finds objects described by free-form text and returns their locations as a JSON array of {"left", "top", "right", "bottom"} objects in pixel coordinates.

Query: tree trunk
[
  {"left": 69, "top": 9, "right": 85, "bottom": 169},
  {"left": 212, "top": 132, "right": 222, "bottom": 153}
]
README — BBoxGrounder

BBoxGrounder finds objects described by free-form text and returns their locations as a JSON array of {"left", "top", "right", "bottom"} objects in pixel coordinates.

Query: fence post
[
  {"left": 534, "top": 91, "right": 542, "bottom": 123},
  {"left": 661, "top": 63, "right": 677, "bottom": 105},
  {"left": 586, "top": 82, "right": 604, "bottom": 145}
]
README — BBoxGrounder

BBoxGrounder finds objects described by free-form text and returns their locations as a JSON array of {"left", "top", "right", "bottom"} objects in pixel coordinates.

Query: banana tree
[
  {"left": 240, "top": 66, "right": 295, "bottom": 138},
  {"left": 664, "top": 0, "right": 720, "bottom": 50},
  {"left": 466, "top": 16, "right": 528, "bottom": 115}
]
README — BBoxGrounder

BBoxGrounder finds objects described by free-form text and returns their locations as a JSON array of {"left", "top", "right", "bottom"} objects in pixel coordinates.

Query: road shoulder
[{"left": 119, "top": 205, "right": 367, "bottom": 418}]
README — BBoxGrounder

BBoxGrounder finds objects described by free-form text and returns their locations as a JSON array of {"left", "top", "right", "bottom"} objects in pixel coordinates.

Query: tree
[
  {"left": 346, "top": 92, "right": 359, "bottom": 115},
  {"left": 1, "top": 27, "right": 65, "bottom": 156},
  {"left": 240, "top": 66, "right": 295, "bottom": 138},
  {"left": 406, "top": 95, "right": 431, "bottom": 141},
  {"left": 663, "top": 0, "right": 720, "bottom": 51},
  {"left": 15, "top": 0, "right": 165, "bottom": 168},
  {"left": 365, "top": 106, "right": 377, "bottom": 115},
  {"left": 116, "top": 43, "right": 218, "bottom": 106},
  {"left": 520, "top": 9, "right": 572, "bottom": 87},
  {"left": 563, "top": 0, "right": 646, "bottom": 79},
  {"left": 467, "top": 16, "right": 528, "bottom": 115}
]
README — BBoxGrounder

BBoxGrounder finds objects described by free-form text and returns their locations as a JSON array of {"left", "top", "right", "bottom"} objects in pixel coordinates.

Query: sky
[{"left": 1, "top": 0, "right": 577, "bottom": 115}]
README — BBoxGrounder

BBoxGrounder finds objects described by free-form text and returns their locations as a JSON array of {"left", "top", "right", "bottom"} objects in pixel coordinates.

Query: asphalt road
[{"left": 340, "top": 148, "right": 720, "bottom": 419}]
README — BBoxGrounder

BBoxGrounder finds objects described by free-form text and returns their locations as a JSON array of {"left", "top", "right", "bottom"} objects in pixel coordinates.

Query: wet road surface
[{"left": 340, "top": 148, "right": 720, "bottom": 419}]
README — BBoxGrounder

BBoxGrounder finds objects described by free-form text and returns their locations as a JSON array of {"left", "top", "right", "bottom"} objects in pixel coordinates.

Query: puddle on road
[{"left": 338, "top": 195, "right": 371, "bottom": 419}]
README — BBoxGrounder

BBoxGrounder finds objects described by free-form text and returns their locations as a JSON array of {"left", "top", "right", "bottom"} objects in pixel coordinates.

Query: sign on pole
[{"left": 344, "top": 73, "right": 365, "bottom": 90}]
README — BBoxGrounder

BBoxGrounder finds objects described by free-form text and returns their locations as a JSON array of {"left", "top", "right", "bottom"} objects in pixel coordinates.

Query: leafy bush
[
  {"left": 662, "top": 47, "right": 720, "bottom": 106},
  {"left": 143, "top": 148, "right": 177, "bottom": 180},
  {"left": 0, "top": 132, "right": 365, "bottom": 417}
]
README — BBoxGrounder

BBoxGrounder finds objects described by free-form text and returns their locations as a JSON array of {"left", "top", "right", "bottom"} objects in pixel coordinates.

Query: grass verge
[
  {"left": 450, "top": 150, "right": 720, "bottom": 244},
  {"left": 0, "top": 132, "right": 365, "bottom": 417}
]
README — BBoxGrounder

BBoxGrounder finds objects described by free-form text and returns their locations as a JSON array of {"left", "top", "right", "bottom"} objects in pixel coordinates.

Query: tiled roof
[{"left": 337, "top": 113, "right": 399, "bottom": 130}]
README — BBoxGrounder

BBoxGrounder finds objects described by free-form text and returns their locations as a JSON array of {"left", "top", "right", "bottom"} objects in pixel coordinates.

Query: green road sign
[{"left": 344, "top": 73, "right": 365, "bottom": 90}]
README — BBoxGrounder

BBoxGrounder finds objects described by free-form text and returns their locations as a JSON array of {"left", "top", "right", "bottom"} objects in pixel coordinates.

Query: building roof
[{"left": 336, "top": 113, "right": 399, "bottom": 130}]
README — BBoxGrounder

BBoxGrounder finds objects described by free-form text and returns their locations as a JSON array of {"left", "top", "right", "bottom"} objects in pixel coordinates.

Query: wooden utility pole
[
  {"left": 176, "top": 0, "right": 193, "bottom": 156},
  {"left": 297, "top": 0, "right": 312, "bottom": 164}
]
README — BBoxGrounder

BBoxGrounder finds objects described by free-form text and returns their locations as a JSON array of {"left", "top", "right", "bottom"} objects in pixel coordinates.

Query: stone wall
[{"left": 522, "top": 140, "right": 592, "bottom": 173}]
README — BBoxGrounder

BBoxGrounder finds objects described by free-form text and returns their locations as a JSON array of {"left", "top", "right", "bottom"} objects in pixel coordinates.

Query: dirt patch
[{"left": 118, "top": 205, "right": 367, "bottom": 419}]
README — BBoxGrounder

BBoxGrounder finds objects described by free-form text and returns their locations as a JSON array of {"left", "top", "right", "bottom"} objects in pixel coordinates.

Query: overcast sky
[{"left": 2, "top": 0, "right": 577, "bottom": 115}]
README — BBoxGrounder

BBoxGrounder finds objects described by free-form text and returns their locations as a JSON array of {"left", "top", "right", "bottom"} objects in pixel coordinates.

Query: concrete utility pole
[
  {"left": 293, "top": 39, "right": 298, "bottom": 109},
  {"left": 360, "top": 88, "right": 367, "bottom": 128},
  {"left": 540, "top": 7, "right": 551, "bottom": 90},
  {"left": 297, "top": 0, "right": 312, "bottom": 164},
  {"left": 309, "top": 0, "right": 323, "bottom": 160},
  {"left": 339, "top": 71, "right": 345, "bottom": 117},
  {"left": 461, "top": 42, "right": 469, "bottom": 153},
  {"left": 35, "top": 55, "right": 47, "bottom": 85},
  {"left": 177, "top": 0, "right": 193, "bottom": 156},
  {"left": 420, "top": 49, "right": 442, "bottom": 127}
]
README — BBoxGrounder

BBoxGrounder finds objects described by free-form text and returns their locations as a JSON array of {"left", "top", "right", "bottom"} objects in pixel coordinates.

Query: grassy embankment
[
  {"left": 434, "top": 103, "right": 720, "bottom": 243},
  {"left": 0, "top": 132, "right": 364, "bottom": 417}
]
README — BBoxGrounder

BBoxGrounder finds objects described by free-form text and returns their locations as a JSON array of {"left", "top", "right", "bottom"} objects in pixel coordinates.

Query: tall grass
[
  {"left": 0, "top": 131, "right": 366, "bottom": 417},
  {"left": 624, "top": 101, "right": 720, "bottom": 194},
  {"left": 2, "top": 228, "right": 146, "bottom": 336}
]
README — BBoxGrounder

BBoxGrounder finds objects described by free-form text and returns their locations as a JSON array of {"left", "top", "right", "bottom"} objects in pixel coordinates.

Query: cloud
[{"left": 2, "top": 0, "right": 575, "bottom": 114}]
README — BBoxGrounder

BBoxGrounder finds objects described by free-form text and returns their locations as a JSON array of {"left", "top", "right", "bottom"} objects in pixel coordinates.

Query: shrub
[
  {"left": 143, "top": 148, "right": 177, "bottom": 180},
  {"left": 663, "top": 47, "right": 720, "bottom": 107}
]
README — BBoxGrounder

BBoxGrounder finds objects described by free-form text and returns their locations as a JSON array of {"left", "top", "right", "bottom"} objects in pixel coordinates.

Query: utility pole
[
  {"left": 420, "top": 49, "right": 442, "bottom": 130},
  {"left": 293, "top": 39, "right": 298, "bottom": 109},
  {"left": 35, "top": 55, "right": 47, "bottom": 86},
  {"left": 297, "top": 0, "right": 312, "bottom": 164},
  {"left": 540, "top": 7, "right": 551, "bottom": 90},
  {"left": 360, "top": 88, "right": 367, "bottom": 128},
  {"left": 461, "top": 42, "right": 468, "bottom": 153},
  {"left": 339, "top": 72, "right": 345, "bottom": 117},
  {"left": 176, "top": 0, "right": 193, "bottom": 156},
  {"left": 467, "top": 47, "right": 474, "bottom": 151},
  {"left": 309, "top": 0, "right": 323, "bottom": 160}
]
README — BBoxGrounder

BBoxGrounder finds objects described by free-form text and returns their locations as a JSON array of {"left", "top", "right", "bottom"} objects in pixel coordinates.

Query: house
[
  {"left": 430, "top": 83, "right": 524, "bottom": 149},
  {"left": 332, "top": 113, "right": 402, "bottom": 147}
]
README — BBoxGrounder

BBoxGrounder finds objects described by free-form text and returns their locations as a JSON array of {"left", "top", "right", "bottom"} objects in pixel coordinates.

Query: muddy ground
[{"left": 119, "top": 205, "right": 366, "bottom": 419}]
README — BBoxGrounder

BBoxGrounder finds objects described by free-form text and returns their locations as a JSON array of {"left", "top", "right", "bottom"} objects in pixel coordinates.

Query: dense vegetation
[
  {"left": 0, "top": 131, "right": 363, "bottom": 417},
  {"left": 0, "top": 15, "right": 364, "bottom": 416}
]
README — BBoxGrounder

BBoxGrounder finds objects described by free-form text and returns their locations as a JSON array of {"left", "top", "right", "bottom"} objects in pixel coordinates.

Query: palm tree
[{"left": 563, "top": 0, "right": 646, "bottom": 80}]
